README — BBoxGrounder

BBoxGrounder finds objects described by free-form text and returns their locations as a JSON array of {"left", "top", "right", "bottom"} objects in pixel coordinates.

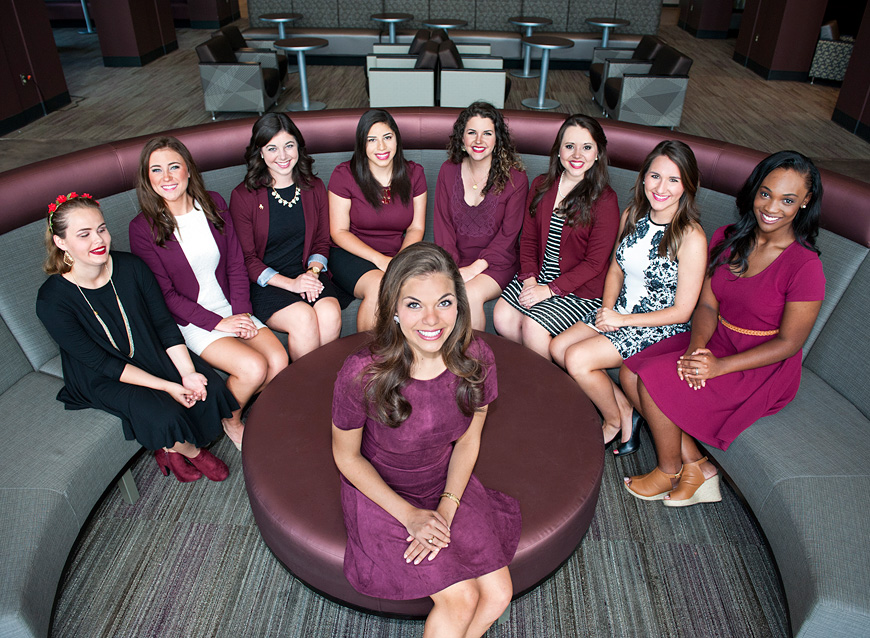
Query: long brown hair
[
  {"left": 529, "top": 114, "right": 610, "bottom": 227},
  {"left": 135, "top": 136, "right": 223, "bottom": 247},
  {"left": 362, "top": 243, "right": 487, "bottom": 428},
  {"left": 446, "top": 101, "right": 523, "bottom": 195},
  {"left": 620, "top": 140, "right": 701, "bottom": 259},
  {"left": 44, "top": 196, "right": 103, "bottom": 275},
  {"left": 350, "top": 109, "right": 411, "bottom": 209},
  {"left": 243, "top": 113, "right": 316, "bottom": 191}
]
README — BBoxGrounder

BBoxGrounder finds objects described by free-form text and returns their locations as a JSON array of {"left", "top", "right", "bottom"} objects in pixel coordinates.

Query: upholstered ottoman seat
[{"left": 244, "top": 332, "right": 604, "bottom": 615}]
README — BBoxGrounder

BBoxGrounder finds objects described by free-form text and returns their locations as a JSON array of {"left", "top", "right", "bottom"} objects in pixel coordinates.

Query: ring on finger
[{"left": 428, "top": 537, "right": 435, "bottom": 544}]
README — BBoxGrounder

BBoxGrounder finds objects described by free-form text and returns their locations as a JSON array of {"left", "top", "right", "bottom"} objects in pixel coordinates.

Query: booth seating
[
  {"left": 0, "top": 109, "right": 868, "bottom": 638},
  {"left": 194, "top": 34, "right": 280, "bottom": 119},
  {"left": 589, "top": 35, "right": 665, "bottom": 108},
  {"left": 602, "top": 43, "right": 693, "bottom": 128}
]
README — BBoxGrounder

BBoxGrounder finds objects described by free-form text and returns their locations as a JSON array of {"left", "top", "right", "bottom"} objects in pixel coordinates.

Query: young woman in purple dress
[
  {"left": 332, "top": 242, "right": 520, "bottom": 637},
  {"left": 328, "top": 109, "right": 427, "bottom": 331},
  {"left": 433, "top": 101, "right": 528, "bottom": 330},
  {"left": 622, "top": 151, "right": 826, "bottom": 507}
]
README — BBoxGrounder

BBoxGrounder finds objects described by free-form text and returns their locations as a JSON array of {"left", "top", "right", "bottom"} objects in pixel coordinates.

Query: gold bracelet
[{"left": 440, "top": 492, "right": 461, "bottom": 508}]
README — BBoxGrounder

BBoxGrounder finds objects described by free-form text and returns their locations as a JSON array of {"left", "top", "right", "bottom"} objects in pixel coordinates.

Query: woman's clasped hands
[
  {"left": 594, "top": 306, "right": 624, "bottom": 332},
  {"left": 216, "top": 313, "right": 259, "bottom": 339},
  {"left": 517, "top": 279, "right": 551, "bottom": 309},
  {"left": 403, "top": 507, "right": 452, "bottom": 565},
  {"left": 168, "top": 372, "right": 209, "bottom": 407},
  {"left": 289, "top": 271, "right": 325, "bottom": 302},
  {"left": 677, "top": 348, "right": 721, "bottom": 389}
]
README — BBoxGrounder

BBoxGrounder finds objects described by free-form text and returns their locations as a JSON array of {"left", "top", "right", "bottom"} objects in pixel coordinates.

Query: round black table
[
  {"left": 521, "top": 35, "right": 574, "bottom": 110},
  {"left": 585, "top": 17, "right": 630, "bottom": 48},
  {"left": 508, "top": 16, "right": 553, "bottom": 78},
  {"left": 244, "top": 332, "right": 604, "bottom": 617},
  {"left": 371, "top": 13, "right": 413, "bottom": 44},
  {"left": 259, "top": 12, "right": 303, "bottom": 40},
  {"left": 274, "top": 37, "right": 328, "bottom": 111}
]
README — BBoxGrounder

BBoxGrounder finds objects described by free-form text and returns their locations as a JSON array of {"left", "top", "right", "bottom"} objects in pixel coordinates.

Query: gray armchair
[
  {"left": 195, "top": 35, "right": 280, "bottom": 120},
  {"left": 602, "top": 44, "right": 693, "bottom": 129},
  {"left": 220, "top": 25, "right": 289, "bottom": 82},
  {"left": 809, "top": 21, "right": 854, "bottom": 83},
  {"left": 589, "top": 35, "right": 665, "bottom": 108}
]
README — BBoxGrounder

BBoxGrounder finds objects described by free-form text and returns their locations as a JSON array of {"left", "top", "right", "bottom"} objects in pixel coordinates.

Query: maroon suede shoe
[
  {"left": 186, "top": 448, "right": 229, "bottom": 482},
  {"left": 155, "top": 449, "right": 203, "bottom": 483}
]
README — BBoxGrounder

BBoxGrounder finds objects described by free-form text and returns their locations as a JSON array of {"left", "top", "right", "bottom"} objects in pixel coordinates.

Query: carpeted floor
[{"left": 51, "top": 428, "right": 788, "bottom": 637}]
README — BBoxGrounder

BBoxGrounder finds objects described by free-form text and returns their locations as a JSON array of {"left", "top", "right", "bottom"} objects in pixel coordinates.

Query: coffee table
[{"left": 244, "top": 332, "right": 604, "bottom": 616}]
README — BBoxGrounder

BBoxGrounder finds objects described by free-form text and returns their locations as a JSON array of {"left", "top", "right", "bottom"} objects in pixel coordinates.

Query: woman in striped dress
[{"left": 493, "top": 115, "right": 620, "bottom": 359}]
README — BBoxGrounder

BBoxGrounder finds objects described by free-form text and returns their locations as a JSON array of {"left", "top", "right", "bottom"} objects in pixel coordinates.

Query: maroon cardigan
[
  {"left": 229, "top": 177, "right": 331, "bottom": 284},
  {"left": 128, "top": 191, "right": 252, "bottom": 331},
  {"left": 518, "top": 177, "right": 620, "bottom": 298}
]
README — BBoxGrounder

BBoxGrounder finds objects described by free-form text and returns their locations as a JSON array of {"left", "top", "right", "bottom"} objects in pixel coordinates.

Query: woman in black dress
[{"left": 36, "top": 193, "right": 236, "bottom": 482}]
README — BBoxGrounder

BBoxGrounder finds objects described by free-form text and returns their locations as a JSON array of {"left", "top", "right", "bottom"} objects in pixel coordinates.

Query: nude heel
[
  {"left": 664, "top": 457, "right": 722, "bottom": 507},
  {"left": 624, "top": 466, "right": 682, "bottom": 501}
]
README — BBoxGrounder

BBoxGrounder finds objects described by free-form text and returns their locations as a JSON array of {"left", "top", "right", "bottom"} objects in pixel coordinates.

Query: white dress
[{"left": 174, "top": 203, "right": 265, "bottom": 355}]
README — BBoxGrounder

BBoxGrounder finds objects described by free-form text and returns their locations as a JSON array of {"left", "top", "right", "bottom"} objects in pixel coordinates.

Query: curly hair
[
  {"left": 44, "top": 196, "right": 104, "bottom": 275},
  {"left": 243, "top": 113, "right": 316, "bottom": 192},
  {"left": 620, "top": 140, "right": 701, "bottom": 259},
  {"left": 362, "top": 243, "right": 488, "bottom": 428},
  {"left": 708, "top": 150, "right": 822, "bottom": 277},
  {"left": 528, "top": 114, "right": 611, "bottom": 227},
  {"left": 135, "top": 136, "right": 223, "bottom": 248},
  {"left": 350, "top": 109, "right": 411, "bottom": 209},
  {"left": 446, "top": 101, "right": 523, "bottom": 195}
]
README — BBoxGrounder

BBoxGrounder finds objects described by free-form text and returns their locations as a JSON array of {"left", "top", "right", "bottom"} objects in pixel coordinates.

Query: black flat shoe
[{"left": 614, "top": 410, "right": 645, "bottom": 457}]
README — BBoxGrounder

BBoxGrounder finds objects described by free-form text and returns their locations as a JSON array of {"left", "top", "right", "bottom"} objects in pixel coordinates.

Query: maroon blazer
[
  {"left": 128, "top": 191, "right": 253, "bottom": 331},
  {"left": 228, "top": 177, "right": 330, "bottom": 284},
  {"left": 518, "top": 177, "right": 620, "bottom": 298}
]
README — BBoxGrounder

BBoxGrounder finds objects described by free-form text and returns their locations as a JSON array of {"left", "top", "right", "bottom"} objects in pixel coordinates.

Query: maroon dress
[
  {"left": 625, "top": 225, "right": 826, "bottom": 450},
  {"left": 328, "top": 160, "right": 427, "bottom": 256},
  {"left": 332, "top": 339, "right": 521, "bottom": 599},
  {"left": 433, "top": 161, "right": 529, "bottom": 288}
]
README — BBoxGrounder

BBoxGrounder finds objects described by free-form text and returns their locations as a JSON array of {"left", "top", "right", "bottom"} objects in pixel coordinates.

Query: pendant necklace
[{"left": 73, "top": 264, "right": 135, "bottom": 357}]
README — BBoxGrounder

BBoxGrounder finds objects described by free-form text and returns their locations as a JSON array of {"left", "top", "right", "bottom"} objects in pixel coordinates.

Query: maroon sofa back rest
[{"left": 1, "top": 108, "right": 867, "bottom": 246}]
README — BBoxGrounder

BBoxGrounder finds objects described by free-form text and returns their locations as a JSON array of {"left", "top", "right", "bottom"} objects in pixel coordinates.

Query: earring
[
  {"left": 63, "top": 251, "right": 74, "bottom": 267},
  {"left": 801, "top": 204, "right": 807, "bottom": 208},
  {"left": 595, "top": 156, "right": 599, "bottom": 161},
  {"left": 393, "top": 315, "right": 400, "bottom": 325}
]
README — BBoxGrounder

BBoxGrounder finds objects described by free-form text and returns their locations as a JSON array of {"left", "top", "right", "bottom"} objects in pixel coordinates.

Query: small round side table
[
  {"left": 371, "top": 13, "right": 413, "bottom": 44},
  {"left": 259, "top": 12, "right": 303, "bottom": 40},
  {"left": 508, "top": 16, "right": 553, "bottom": 78},
  {"left": 422, "top": 19, "right": 467, "bottom": 31},
  {"left": 274, "top": 38, "right": 328, "bottom": 111},
  {"left": 521, "top": 35, "right": 573, "bottom": 110},
  {"left": 585, "top": 17, "right": 630, "bottom": 48}
]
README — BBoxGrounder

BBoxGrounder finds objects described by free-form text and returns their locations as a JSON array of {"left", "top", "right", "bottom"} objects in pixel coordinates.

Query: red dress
[
  {"left": 332, "top": 339, "right": 521, "bottom": 599},
  {"left": 625, "top": 226, "right": 826, "bottom": 450}
]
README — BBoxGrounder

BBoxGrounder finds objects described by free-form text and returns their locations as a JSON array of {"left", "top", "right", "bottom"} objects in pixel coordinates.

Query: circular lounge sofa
[{"left": 0, "top": 109, "right": 868, "bottom": 638}]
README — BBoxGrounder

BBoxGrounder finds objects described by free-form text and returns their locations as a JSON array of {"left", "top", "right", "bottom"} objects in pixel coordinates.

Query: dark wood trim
[
  {"left": 0, "top": 91, "right": 71, "bottom": 135},
  {"left": 102, "top": 41, "right": 178, "bottom": 67}
]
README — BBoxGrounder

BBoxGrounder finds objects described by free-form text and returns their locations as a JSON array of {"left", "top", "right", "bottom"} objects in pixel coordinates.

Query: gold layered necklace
[
  {"left": 271, "top": 185, "right": 300, "bottom": 208},
  {"left": 72, "top": 264, "right": 135, "bottom": 358}
]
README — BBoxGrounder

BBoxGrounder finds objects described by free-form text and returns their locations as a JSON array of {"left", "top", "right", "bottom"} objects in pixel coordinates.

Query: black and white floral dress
[{"left": 585, "top": 214, "right": 689, "bottom": 358}]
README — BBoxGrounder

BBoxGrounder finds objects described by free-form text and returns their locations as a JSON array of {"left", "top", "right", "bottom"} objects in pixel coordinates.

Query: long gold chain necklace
[
  {"left": 271, "top": 185, "right": 300, "bottom": 208},
  {"left": 72, "top": 265, "right": 135, "bottom": 357}
]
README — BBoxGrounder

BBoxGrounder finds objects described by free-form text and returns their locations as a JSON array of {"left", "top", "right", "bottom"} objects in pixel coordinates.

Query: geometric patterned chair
[
  {"left": 589, "top": 35, "right": 665, "bottom": 109},
  {"left": 602, "top": 44, "right": 693, "bottom": 129},
  {"left": 194, "top": 35, "right": 280, "bottom": 120},
  {"left": 220, "top": 25, "right": 289, "bottom": 82},
  {"left": 809, "top": 20, "right": 854, "bottom": 83}
]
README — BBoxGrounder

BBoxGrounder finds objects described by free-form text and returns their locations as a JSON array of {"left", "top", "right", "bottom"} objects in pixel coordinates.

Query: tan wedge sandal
[
  {"left": 624, "top": 466, "right": 682, "bottom": 501},
  {"left": 664, "top": 457, "right": 722, "bottom": 507}
]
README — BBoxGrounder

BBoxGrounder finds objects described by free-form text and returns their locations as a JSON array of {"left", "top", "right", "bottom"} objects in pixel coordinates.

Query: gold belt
[{"left": 718, "top": 314, "right": 779, "bottom": 337}]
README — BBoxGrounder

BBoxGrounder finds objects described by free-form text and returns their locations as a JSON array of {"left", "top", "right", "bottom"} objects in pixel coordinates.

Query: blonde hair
[{"left": 44, "top": 197, "right": 103, "bottom": 275}]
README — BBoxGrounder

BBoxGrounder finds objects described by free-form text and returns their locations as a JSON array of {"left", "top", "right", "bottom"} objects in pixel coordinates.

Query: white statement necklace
[
  {"left": 271, "top": 185, "right": 300, "bottom": 208},
  {"left": 72, "top": 265, "right": 135, "bottom": 358}
]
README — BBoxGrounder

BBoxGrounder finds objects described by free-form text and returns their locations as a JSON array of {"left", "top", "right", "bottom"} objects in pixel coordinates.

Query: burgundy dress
[
  {"left": 328, "top": 160, "right": 427, "bottom": 256},
  {"left": 332, "top": 339, "right": 521, "bottom": 599},
  {"left": 625, "top": 225, "right": 826, "bottom": 450},
  {"left": 433, "top": 161, "right": 529, "bottom": 288}
]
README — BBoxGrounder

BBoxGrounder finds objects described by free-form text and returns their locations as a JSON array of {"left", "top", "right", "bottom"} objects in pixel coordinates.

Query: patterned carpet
[{"left": 51, "top": 429, "right": 788, "bottom": 638}]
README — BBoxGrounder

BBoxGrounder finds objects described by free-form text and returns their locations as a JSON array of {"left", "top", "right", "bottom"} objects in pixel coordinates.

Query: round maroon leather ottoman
[{"left": 243, "top": 332, "right": 603, "bottom": 616}]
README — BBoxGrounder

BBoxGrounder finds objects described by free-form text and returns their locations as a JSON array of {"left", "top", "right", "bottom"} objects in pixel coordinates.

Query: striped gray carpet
[{"left": 51, "top": 431, "right": 788, "bottom": 637}]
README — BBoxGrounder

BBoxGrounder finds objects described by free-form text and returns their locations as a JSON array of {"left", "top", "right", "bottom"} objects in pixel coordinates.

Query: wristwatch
[{"left": 308, "top": 264, "right": 322, "bottom": 275}]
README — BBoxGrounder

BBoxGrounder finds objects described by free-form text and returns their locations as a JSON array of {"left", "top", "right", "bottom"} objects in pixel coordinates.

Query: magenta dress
[
  {"left": 433, "top": 161, "right": 529, "bottom": 288},
  {"left": 332, "top": 339, "right": 521, "bottom": 599},
  {"left": 625, "top": 225, "right": 825, "bottom": 450},
  {"left": 328, "top": 160, "right": 427, "bottom": 256}
]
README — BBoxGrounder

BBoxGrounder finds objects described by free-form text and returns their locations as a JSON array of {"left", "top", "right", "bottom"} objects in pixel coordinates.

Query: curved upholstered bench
[
  {"left": 0, "top": 109, "right": 868, "bottom": 638},
  {"left": 244, "top": 331, "right": 603, "bottom": 616}
]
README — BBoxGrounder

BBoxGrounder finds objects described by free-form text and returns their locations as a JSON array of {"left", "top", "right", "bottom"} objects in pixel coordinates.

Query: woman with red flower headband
[{"left": 36, "top": 193, "right": 238, "bottom": 482}]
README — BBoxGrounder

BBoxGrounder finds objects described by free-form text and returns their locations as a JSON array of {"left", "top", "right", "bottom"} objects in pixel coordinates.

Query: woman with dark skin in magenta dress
[
  {"left": 622, "top": 151, "right": 825, "bottom": 507},
  {"left": 332, "top": 243, "right": 520, "bottom": 637}
]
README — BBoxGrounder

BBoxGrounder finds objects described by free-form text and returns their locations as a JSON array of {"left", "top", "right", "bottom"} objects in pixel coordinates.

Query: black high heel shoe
[{"left": 613, "top": 410, "right": 645, "bottom": 457}]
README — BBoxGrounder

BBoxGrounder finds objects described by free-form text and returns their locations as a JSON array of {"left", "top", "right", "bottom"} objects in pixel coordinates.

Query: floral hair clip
[{"left": 48, "top": 192, "right": 95, "bottom": 232}]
